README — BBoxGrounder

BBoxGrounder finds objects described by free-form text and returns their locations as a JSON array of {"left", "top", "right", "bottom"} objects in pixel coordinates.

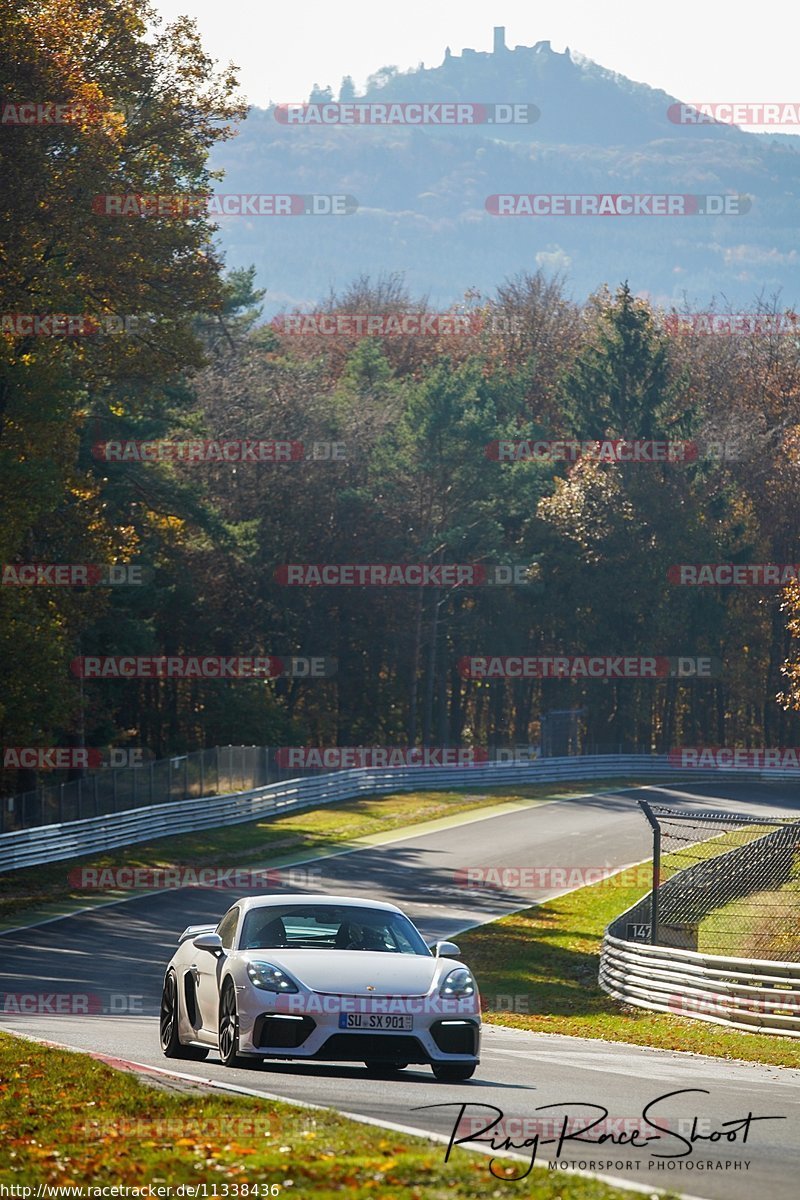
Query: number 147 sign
[{"left": 627, "top": 922, "right": 651, "bottom": 941}]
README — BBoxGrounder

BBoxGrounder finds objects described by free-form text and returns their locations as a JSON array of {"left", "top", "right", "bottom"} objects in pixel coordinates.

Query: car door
[{"left": 193, "top": 905, "right": 239, "bottom": 1034}]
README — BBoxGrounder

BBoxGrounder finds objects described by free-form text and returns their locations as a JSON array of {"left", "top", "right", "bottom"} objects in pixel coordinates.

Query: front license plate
[{"left": 338, "top": 1013, "right": 413, "bottom": 1031}]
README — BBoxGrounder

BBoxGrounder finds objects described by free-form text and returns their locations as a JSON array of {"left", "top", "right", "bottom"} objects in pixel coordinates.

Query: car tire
[
  {"left": 159, "top": 971, "right": 209, "bottom": 1060},
  {"left": 364, "top": 1061, "right": 408, "bottom": 1076},
  {"left": 218, "top": 979, "right": 246, "bottom": 1067},
  {"left": 432, "top": 1063, "right": 476, "bottom": 1082}
]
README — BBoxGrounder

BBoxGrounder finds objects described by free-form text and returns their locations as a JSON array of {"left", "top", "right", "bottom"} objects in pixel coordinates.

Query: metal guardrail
[
  {"left": 1, "top": 751, "right": 798, "bottom": 873},
  {"left": 600, "top": 928, "right": 800, "bottom": 1037},
  {"left": 0, "top": 755, "right": 618, "bottom": 872}
]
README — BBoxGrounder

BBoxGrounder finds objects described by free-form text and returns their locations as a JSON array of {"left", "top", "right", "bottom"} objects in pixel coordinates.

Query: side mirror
[
  {"left": 431, "top": 940, "right": 461, "bottom": 958},
  {"left": 193, "top": 931, "right": 223, "bottom": 952}
]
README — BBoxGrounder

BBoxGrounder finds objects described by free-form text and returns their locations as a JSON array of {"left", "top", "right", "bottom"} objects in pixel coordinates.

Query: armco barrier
[
  {"left": 1, "top": 753, "right": 798, "bottom": 873},
  {"left": 600, "top": 928, "right": 800, "bottom": 1037}
]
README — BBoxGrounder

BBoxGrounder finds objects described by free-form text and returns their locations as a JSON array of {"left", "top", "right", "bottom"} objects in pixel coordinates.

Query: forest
[{"left": 4, "top": 1, "right": 800, "bottom": 798}]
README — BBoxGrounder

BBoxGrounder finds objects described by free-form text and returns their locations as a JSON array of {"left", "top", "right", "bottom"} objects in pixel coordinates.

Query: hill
[{"left": 209, "top": 27, "right": 800, "bottom": 313}]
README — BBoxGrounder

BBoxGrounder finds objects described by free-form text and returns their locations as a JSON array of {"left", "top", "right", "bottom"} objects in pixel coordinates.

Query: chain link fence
[
  {"left": 1, "top": 743, "right": 544, "bottom": 834},
  {"left": 0, "top": 746, "right": 272, "bottom": 834},
  {"left": 614, "top": 801, "right": 800, "bottom": 962}
]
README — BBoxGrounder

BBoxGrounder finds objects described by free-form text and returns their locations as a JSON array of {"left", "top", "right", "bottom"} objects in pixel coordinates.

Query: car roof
[{"left": 230, "top": 894, "right": 406, "bottom": 916}]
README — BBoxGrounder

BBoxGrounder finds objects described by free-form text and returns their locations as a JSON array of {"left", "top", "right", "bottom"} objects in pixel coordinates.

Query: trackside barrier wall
[
  {"left": 600, "top": 928, "right": 800, "bottom": 1037},
  {"left": 1, "top": 753, "right": 798, "bottom": 872}
]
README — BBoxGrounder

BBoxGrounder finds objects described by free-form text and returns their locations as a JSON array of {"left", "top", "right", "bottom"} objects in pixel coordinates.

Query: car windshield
[{"left": 239, "top": 904, "right": 431, "bottom": 955}]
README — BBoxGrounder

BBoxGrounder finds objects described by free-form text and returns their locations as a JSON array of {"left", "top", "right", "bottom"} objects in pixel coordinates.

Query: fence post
[{"left": 638, "top": 799, "right": 661, "bottom": 945}]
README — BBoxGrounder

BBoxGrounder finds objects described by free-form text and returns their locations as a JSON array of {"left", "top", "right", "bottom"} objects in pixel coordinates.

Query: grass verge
[
  {"left": 0, "top": 778, "right": 649, "bottom": 925},
  {"left": 0, "top": 1032, "right": 655, "bottom": 1198},
  {"left": 699, "top": 874, "right": 800, "bottom": 962},
  {"left": 459, "top": 862, "right": 800, "bottom": 1068}
]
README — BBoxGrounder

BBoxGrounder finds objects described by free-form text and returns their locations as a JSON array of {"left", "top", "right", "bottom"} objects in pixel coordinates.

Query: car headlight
[
  {"left": 439, "top": 966, "right": 476, "bottom": 999},
  {"left": 246, "top": 961, "right": 299, "bottom": 993}
]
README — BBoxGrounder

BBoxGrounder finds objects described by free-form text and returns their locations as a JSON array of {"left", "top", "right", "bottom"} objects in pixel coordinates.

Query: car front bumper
[{"left": 236, "top": 988, "right": 481, "bottom": 1063}]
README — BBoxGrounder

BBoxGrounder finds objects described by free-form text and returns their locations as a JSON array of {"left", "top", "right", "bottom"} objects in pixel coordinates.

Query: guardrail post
[{"left": 638, "top": 799, "right": 661, "bottom": 945}]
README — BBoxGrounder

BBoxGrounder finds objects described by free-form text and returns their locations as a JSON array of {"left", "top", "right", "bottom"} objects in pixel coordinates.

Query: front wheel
[
  {"left": 218, "top": 980, "right": 246, "bottom": 1067},
  {"left": 159, "top": 971, "right": 209, "bottom": 1060},
  {"left": 432, "top": 1062, "right": 476, "bottom": 1082}
]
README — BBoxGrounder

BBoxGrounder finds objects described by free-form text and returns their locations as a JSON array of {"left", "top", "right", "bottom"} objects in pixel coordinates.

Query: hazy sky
[{"left": 151, "top": 0, "right": 798, "bottom": 120}]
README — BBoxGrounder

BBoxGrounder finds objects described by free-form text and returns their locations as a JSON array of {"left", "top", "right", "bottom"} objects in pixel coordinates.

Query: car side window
[{"left": 216, "top": 906, "right": 240, "bottom": 950}]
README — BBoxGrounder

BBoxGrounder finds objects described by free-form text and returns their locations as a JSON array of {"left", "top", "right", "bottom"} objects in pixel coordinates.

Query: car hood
[{"left": 243, "top": 949, "right": 451, "bottom": 996}]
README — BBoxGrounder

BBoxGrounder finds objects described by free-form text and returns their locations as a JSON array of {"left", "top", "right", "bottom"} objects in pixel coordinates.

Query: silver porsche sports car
[{"left": 159, "top": 894, "right": 481, "bottom": 1080}]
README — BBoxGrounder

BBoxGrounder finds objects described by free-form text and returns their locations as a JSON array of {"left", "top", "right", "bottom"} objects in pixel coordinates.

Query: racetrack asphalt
[{"left": 1, "top": 780, "right": 799, "bottom": 1199}]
